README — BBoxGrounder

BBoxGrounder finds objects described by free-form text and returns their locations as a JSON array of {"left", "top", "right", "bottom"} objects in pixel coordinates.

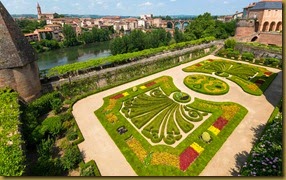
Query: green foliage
[
  {"left": 16, "top": 19, "right": 46, "bottom": 33},
  {"left": 22, "top": 92, "right": 62, "bottom": 145},
  {"left": 32, "top": 158, "right": 64, "bottom": 176},
  {"left": 37, "top": 137, "right": 54, "bottom": 160},
  {"left": 47, "top": 36, "right": 216, "bottom": 77},
  {"left": 241, "top": 42, "right": 282, "bottom": 53},
  {"left": 78, "top": 27, "right": 111, "bottom": 44},
  {"left": 62, "top": 24, "right": 80, "bottom": 47},
  {"left": 184, "top": 74, "right": 229, "bottom": 95},
  {"left": 173, "top": 92, "right": 191, "bottom": 103},
  {"left": 111, "top": 29, "right": 172, "bottom": 55},
  {"left": 184, "top": 13, "right": 236, "bottom": 40},
  {"left": 241, "top": 52, "right": 255, "bottom": 61},
  {"left": 224, "top": 38, "right": 236, "bottom": 49},
  {"left": 30, "top": 39, "right": 60, "bottom": 53},
  {"left": 80, "top": 160, "right": 101, "bottom": 176},
  {"left": 61, "top": 146, "right": 83, "bottom": 170},
  {"left": 174, "top": 28, "right": 185, "bottom": 43},
  {"left": 50, "top": 98, "right": 63, "bottom": 114},
  {"left": 0, "top": 89, "right": 25, "bottom": 176},
  {"left": 66, "top": 128, "right": 78, "bottom": 141},
  {"left": 240, "top": 113, "right": 282, "bottom": 176},
  {"left": 41, "top": 116, "right": 62, "bottom": 137}
]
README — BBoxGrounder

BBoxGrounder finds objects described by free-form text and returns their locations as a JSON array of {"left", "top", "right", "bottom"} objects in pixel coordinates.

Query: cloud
[
  {"left": 170, "top": 0, "right": 176, "bottom": 2},
  {"left": 223, "top": 1, "right": 229, "bottom": 4},
  {"left": 139, "top": 1, "right": 152, "bottom": 7}
]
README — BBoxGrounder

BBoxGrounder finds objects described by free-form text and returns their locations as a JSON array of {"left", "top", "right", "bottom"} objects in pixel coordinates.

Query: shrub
[
  {"left": 241, "top": 52, "right": 255, "bottom": 61},
  {"left": 50, "top": 98, "right": 63, "bottom": 114},
  {"left": 80, "top": 160, "right": 101, "bottom": 176},
  {"left": 201, "top": 132, "right": 211, "bottom": 143},
  {"left": 41, "top": 116, "right": 62, "bottom": 137},
  {"left": 132, "top": 87, "right": 138, "bottom": 92},
  {"left": 61, "top": 146, "right": 82, "bottom": 170},
  {"left": 224, "top": 38, "right": 236, "bottom": 49},
  {"left": 37, "top": 137, "right": 54, "bottom": 160},
  {"left": 66, "top": 128, "right": 78, "bottom": 141}
]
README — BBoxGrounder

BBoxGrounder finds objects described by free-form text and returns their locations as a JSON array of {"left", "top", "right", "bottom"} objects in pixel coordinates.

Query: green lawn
[{"left": 95, "top": 76, "right": 248, "bottom": 176}]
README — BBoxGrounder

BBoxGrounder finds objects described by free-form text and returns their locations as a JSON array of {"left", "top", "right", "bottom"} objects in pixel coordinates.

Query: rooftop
[
  {"left": 250, "top": 1, "right": 282, "bottom": 10},
  {"left": 0, "top": 2, "right": 36, "bottom": 69}
]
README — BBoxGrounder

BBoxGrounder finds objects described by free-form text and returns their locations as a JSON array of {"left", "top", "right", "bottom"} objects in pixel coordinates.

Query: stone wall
[
  {"left": 257, "top": 32, "right": 282, "bottom": 47},
  {"left": 0, "top": 62, "right": 41, "bottom": 102},
  {"left": 235, "top": 43, "right": 282, "bottom": 60},
  {"left": 41, "top": 42, "right": 222, "bottom": 92}
]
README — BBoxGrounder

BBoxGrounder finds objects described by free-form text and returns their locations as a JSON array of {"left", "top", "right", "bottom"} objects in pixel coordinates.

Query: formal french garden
[
  {"left": 183, "top": 59, "right": 277, "bottom": 96},
  {"left": 95, "top": 76, "right": 248, "bottom": 175}
]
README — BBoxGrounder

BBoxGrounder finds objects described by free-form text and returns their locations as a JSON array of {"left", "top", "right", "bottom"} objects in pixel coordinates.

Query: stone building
[
  {"left": 235, "top": 0, "right": 282, "bottom": 46},
  {"left": 0, "top": 2, "right": 41, "bottom": 102},
  {"left": 37, "top": 2, "right": 54, "bottom": 20}
]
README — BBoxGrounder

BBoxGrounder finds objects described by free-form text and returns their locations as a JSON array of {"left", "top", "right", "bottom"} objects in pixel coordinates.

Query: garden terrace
[
  {"left": 46, "top": 37, "right": 217, "bottom": 78},
  {"left": 95, "top": 76, "right": 248, "bottom": 175},
  {"left": 0, "top": 89, "right": 25, "bottom": 176},
  {"left": 183, "top": 59, "right": 277, "bottom": 96}
]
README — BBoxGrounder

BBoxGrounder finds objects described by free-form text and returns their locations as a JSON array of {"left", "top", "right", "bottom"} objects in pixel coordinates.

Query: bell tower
[{"left": 37, "top": 2, "right": 42, "bottom": 19}]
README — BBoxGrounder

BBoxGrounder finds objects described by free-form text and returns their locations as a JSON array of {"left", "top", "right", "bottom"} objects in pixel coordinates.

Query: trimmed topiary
[{"left": 201, "top": 132, "right": 211, "bottom": 143}]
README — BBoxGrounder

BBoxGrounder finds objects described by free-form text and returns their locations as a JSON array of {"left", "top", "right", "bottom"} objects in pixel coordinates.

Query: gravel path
[{"left": 72, "top": 55, "right": 282, "bottom": 176}]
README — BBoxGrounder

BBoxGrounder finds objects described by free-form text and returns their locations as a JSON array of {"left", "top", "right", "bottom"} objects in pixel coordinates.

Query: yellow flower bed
[
  {"left": 104, "top": 99, "right": 117, "bottom": 112},
  {"left": 190, "top": 142, "right": 204, "bottom": 154},
  {"left": 126, "top": 137, "right": 148, "bottom": 162},
  {"left": 123, "top": 92, "right": 129, "bottom": 97},
  {"left": 247, "top": 83, "right": 259, "bottom": 91},
  {"left": 151, "top": 152, "right": 179, "bottom": 168},
  {"left": 154, "top": 76, "right": 169, "bottom": 83},
  {"left": 105, "top": 113, "right": 118, "bottom": 123},
  {"left": 221, "top": 105, "right": 240, "bottom": 120},
  {"left": 140, "top": 86, "right": 147, "bottom": 90},
  {"left": 208, "top": 125, "right": 220, "bottom": 136}
]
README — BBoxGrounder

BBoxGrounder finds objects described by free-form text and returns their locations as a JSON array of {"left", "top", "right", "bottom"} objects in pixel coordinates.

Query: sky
[{"left": 1, "top": 0, "right": 257, "bottom": 16}]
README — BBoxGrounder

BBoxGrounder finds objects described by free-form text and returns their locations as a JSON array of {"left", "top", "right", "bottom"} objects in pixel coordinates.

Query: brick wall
[
  {"left": 257, "top": 32, "right": 282, "bottom": 46},
  {"left": 0, "top": 62, "right": 41, "bottom": 102}
]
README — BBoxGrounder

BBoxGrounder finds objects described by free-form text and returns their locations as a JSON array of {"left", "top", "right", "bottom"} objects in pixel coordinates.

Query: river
[{"left": 37, "top": 41, "right": 111, "bottom": 71}]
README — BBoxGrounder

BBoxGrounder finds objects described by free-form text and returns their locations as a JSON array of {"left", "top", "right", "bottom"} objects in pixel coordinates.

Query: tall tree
[{"left": 62, "top": 24, "right": 79, "bottom": 47}]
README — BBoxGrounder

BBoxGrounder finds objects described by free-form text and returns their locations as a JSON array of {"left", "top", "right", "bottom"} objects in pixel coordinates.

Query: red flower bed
[
  {"left": 208, "top": 59, "right": 214, "bottom": 62},
  {"left": 111, "top": 94, "right": 124, "bottom": 100},
  {"left": 264, "top": 72, "right": 272, "bottom": 76},
  {"left": 145, "top": 81, "right": 156, "bottom": 87},
  {"left": 255, "top": 79, "right": 265, "bottom": 85},
  {"left": 196, "top": 64, "right": 202, "bottom": 67},
  {"left": 213, "top": 117, "right": 228, "bottom": 130},
  {"left": 179, "top": 147, "right": 199, "bottom": 171}
]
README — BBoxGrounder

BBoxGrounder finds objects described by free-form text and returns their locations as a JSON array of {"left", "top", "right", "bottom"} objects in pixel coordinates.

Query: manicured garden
[
  {"left": 183, "top": 59, "right": 277, "bottom": 96},
  {"left": 184, "top": 74, "right": 229, "bottom": 95},
  {"left": 95, "top": 76, "right": 248, "bottom": 176}
]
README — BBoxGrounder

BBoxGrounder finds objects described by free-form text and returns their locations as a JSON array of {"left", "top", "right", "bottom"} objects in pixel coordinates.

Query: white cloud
[
  {"left": 170, "top": 0, "right": 176, "bottom": 2},
  {"left": 139, "top": 1, "right": 152, "bottom": 7},
  {"left": 223, "top": 1, "right": 229, "bottom": 4}
]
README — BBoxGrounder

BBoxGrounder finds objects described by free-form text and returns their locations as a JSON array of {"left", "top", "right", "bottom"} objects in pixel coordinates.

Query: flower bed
[
  {"left": 184, "top": 74, "right": 229, "bottom": 95},
  {"left": 95, "top": 76, "right": 248, "bottom": 176},
  {"left": 183, "top": 59, "right": 277, "bottom": 96}
]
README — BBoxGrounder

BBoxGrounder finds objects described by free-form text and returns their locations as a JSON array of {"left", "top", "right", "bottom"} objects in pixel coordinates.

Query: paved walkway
[{"left": 72, "top": 55, "right": 282, "bottom": 176}]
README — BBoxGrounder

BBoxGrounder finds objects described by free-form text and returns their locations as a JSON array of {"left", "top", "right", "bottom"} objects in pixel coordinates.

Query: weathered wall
[
  {"left": 257, "top": 32, "right": 282, "bottom": 46},
  {"left": 235, "top": 43, "right": 282, "bottom": 59},
  {"left": 0, "top": 62, "right": 41, "bottom": 102}
]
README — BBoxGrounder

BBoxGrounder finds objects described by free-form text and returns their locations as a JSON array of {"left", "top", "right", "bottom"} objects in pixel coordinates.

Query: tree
[
  {"left": 174, "top": 28, "right": 184, "bottom": 43},
  {"left": 53, "top": 13, "right": 65, "bottom": 18},
  {"left": 62, "top": 24, "right": 79, "bottom": 47}
]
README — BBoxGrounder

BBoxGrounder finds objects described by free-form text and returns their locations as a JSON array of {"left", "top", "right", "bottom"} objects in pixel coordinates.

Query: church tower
[
  {"left": 0, "top": 2, "right": 41, "bottom": 102},
  {"left": 37, "top": 2, "right": 42, "bottom": 19}
]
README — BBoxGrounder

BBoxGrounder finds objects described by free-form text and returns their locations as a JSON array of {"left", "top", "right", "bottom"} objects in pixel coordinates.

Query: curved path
[{"left": 72, "top": 55, "right": 282, "bottom": 176}]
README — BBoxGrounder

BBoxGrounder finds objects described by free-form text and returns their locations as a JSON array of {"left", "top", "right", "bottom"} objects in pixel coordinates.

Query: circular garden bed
[
  {"left": 173, "top": 92, "right": 191, "bottom": 103},
  {"left": 184, "top": 74, "right": 229, "bottom": 95}
]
